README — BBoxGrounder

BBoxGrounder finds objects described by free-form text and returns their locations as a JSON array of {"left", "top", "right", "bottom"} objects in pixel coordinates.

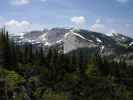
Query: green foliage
[
  {"left": 42, "top": 90, "right": 68, "bottom": 100},
  {"left": 85, "top": 56, "right": 97, "bottom": 77},
  {"left": 6, "top": 70, "right": 25, "bottom": 88},
  {"left": 0, "top": 68, "right": 25, "bottom": 89}
]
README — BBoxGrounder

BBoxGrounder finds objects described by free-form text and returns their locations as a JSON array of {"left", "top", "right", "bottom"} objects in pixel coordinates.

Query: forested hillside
[{"left": 0, "top": 28, "right": 133, "bottom": 100}]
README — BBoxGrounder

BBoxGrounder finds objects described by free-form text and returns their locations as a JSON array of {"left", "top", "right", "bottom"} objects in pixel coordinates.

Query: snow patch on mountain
[
  {"left": 56, "top": 39, "right": 63, "bottom": 44},
  {"left": 37, "top": 33, "right": 47, "bottom": 42},
  {"left": 44, "top": 42, "right": 51, "bottom": 46},
  {"left": 72, "top": 32, "right": 86, "bottom": 40},
  {"left": 129, "top": 41, "right": 133, "bottom": 46},
  {"left": 100, "top": 45, "right": 105, "bottom": 53},
  {"left": 96, "top": 37, "right": 102, "bottom": 43}
]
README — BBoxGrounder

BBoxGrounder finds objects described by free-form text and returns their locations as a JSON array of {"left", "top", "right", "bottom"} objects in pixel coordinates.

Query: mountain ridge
[{"left": 10, "top": 28, "right": 133, "bottom": 59}]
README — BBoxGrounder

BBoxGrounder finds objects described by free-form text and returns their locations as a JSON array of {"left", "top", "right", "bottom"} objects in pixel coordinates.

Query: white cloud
[
  {"left": 90, "top": 18, "right": 131, "bottom": 37},
  {"left": 116, "top": 0, "right": 129, "bottom": 3},
  {"left": 5, "top": 20, "right": 30, "bottom": 28},
  {"left": 90, "top": 18, "right": 106, "bottom": 33},
  {"left": 90, "top": 18, "right": 117, "bottom": 35},
  {"left": 0, "top": 17, "right": 46, "bottom": 35},
  {"left": 4, "top": 19, "right": 46, "bottom": 35},
  {"left": 90, "top": 23, "right": 106, "bottom": 33},
  {"left": 70, "top": 16, "right": 86, "bottom": 28},
  {"left": 5, "top": 20, "right": 31, "bottom": 33},
  {"left": 110, "top": 29, "right": 117, "bottom": 33},
  {"left": 10, "top": 0, "right": 31, "bottom": 5},
  {"left": 90, "top": 23, "right": 105, "bottom": 31}
]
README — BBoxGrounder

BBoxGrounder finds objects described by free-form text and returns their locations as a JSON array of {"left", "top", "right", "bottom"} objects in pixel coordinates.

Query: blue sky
[{"left": 0, "top": 0, "right": 133, "bottom": 37}]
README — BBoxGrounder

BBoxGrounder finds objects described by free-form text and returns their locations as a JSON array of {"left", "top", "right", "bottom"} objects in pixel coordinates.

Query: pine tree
[
  {"left": 39, "top": 47, "right": 45, "bottom": 65},
  {"left": 0, "top": 28, "right": 5, "bottom": 67},
  {"left": 0, "top": 28, "right": 18, "bottom": 69}
]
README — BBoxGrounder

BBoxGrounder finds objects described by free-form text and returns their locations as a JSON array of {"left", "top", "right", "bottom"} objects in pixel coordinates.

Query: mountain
[{"left": 10, "top": 28, "right": 133, "bottom": 59}]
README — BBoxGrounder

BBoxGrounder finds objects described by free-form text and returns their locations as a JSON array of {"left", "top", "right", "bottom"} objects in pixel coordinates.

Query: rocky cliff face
[{"left": 64, "top": 30, "right": 97, "bottom": 53}]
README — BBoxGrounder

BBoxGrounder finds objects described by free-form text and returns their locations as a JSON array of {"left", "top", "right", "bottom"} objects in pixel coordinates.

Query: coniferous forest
[{"left": 0, "top": 28, "right": 133, "bottom": 100}]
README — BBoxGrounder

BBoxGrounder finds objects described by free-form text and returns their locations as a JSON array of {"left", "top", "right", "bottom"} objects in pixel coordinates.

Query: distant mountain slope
[{"left": 10, "top": 28, "right": 133, "bottom": 59}]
